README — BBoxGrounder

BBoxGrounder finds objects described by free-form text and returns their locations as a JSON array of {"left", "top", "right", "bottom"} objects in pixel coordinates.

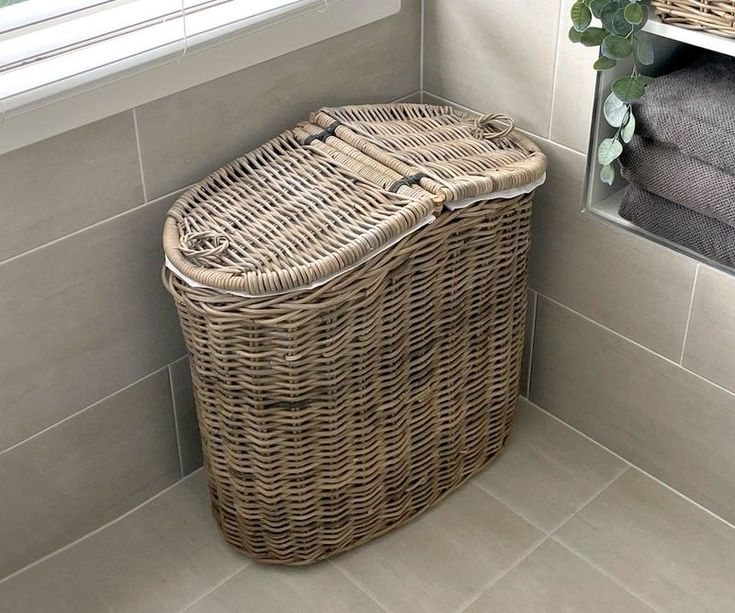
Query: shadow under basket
[{"left": 162, "top": 103, "right": 547, "bottom": 565}]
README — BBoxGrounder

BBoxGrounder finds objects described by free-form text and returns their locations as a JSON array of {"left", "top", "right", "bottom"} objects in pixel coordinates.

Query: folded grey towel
[
  {"left": 619, "top": 185, "right": 735, "bottom": 268},
  {"left": 621, "top": 136, "right": 735, "bottom": 227},
  {"left": 635, "top": 57, "right": 735, "bottom": 174}
]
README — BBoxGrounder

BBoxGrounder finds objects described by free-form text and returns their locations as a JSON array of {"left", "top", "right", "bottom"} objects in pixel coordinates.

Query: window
[{"left": 0, "top": 0, "right": 331, "bottom": 117}]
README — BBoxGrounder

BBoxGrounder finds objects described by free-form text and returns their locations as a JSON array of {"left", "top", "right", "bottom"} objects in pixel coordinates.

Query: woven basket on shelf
[
  {"left": 162, "top": 103, "right": 547, "bottom": 565},
  {"left": 651, "top": 0, "right": 735, "bottom": 38}
]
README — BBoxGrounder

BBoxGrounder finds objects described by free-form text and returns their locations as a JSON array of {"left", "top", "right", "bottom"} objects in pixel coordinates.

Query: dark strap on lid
[
  {"left": 388, "top": 172, "right": 428, "bottom": 193},
  {"left": 303, "top": 121, "right": 342, "bottom": 145}
]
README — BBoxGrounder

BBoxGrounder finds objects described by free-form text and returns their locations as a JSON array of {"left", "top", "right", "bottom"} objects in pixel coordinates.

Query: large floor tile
[
  {"left": 465, "top": 538, "right": 654, "bottom": 612},
  {"left": 549, "top": 0, "right": 598, "bottom": 152},
  {"left": 0, "top": 472, "right": 245, "bottom": 613},
  {"left": 0, "top": 193, "right": 186, "bottom": 451},
  {"left": 0, "top": 369, "right": 180, "bottom": 579},
  {"left": 0, "top": 112, "right": 143, "bottom": 263},
  {"left": 557, "top": 469, "right": 735, "bottom": 612},
  {"left": 423, "top": 0, "right": 561, "bottom": 137},
  {"left": 473, "top": 399, "right": 626, "bottom": 532},
  {"left": 683, "top": 266, "right": 735, "bottom": 393},
  {"left": 531, "top": 296, "right": 735, "bottom": 526},
  {"left": 187, "top": 563, "right": 381, "bottom": 613},
  {"left": 528, "top": 139, "right": 697, "bottom": 359},
  {"left": 335, "top": 482, "right": 543, "bottom": 613},
  {"left": 170, "top": 357, "right": 203, "bottom": 476},
  {"left": 136, "top": 0, "right": 420, "bottom": 199}
]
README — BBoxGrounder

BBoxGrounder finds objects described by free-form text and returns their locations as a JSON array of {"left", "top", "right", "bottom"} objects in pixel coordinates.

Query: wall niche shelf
[{"left": 583, "top": 16, "right": 735, "bottom": 275}]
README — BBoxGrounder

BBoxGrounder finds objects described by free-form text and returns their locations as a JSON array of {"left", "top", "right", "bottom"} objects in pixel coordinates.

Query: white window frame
[{"left": 0, "top": 0, "right": 400, "bottom": 155}]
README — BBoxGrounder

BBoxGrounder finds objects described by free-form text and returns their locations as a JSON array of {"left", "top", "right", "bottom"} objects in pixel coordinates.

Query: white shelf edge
[{"left": 644, "top": 18, "right": 735, "bottom": 58}]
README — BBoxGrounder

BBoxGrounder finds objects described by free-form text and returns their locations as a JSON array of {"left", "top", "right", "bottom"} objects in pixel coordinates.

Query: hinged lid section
[
  {"left": 311, "top": 103, "right": 547, "bottom": 202},
  {"left": 163, "top": 130, "right": 438, "bottom": 296}
]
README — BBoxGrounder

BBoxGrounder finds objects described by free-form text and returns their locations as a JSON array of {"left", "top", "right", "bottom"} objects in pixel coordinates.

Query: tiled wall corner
[
  {"left": 422, "top": 0, "right": 562, "bottom": 138},
  {"left": 169, "top": 358, "right": 203, "bottom": 477}
]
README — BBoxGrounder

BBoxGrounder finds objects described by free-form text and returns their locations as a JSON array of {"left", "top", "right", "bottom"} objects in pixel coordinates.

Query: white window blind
[{"left": 0, "top": 0, "right": 329, "bottom": 117}]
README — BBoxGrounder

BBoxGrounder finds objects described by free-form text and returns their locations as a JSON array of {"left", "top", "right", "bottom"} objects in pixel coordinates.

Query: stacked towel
[{"left": 618, "top": 56, "right": 735, "bottom": 267}]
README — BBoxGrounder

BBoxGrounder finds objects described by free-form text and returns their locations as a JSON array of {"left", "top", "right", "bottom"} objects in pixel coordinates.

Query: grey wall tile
[
  {"left": 682, "top": 266, "right": 735, "bottom": 393},
  {"left": 531, "top": 296, "right": 735, "bottom": 525},
  {"left": 0, "top": 112, "right": 144, "bottom": 263},
  {"left": 474, "top": 398, "right": 626, "bottom": 532},
  {"left": 467, "top": 539, "right": 654, "bottom": 612},
  {"left": 423, "top": 0, "right": 562, "bottom": 137},
  {"left": 556, "top": 469, "right": 735, "bottom": 612},
  {"left": 188, "top": 564, "right": 382, "bottom": 613},
  {"left": 528, "top": 139, "right": 697, "bottom": 359},
  {"left": 0, "top": 369, "right": 180, "bottom": 579},
  {"left": 549, "top": 0, "right": 598, "bottom": 152},
  {"left": 520, "top": 289, "right": 537, "bottom": 397},
  {"left": 336, "top": 484, "right": 543, "bottom": 613},
  {"left": 0, "top": 193, "right": 186, "bottom": 452},
  {"left": 0, "top": 472, "right": 245, "bottom": 612},
  {"left": 170, "top": 357, "right": 203, "bottom": 476},
  {"left": 136, "top": 0, "right": 421, "bottom": 199}
]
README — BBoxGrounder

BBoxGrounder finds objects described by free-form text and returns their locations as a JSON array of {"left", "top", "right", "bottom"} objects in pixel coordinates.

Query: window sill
[{"left": 0, "top": 0, "right": 400, "bottom": 155}]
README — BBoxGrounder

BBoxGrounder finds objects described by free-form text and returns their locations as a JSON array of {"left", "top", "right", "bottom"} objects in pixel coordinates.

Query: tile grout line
[
  {"left": 550, "top": 535, "right": 664, "bottom": 612},
  {"left": 132, "top": 108, "right": 149, "bottom": 203},
  {"left": 546, "top": 0, "right": 566, "bottom": 139},
  {"left": 523, "top": 393, "right": 735, "bottom": 533},
  {"left": 178, "top": 563, "right": 251, "bottom": 612},
  {"left": 0, "top": 183, "right": 194, "bottom": 269},
  {"left": 0, "top": 468, "right": 205, "bottom": 586},
  {"left": 525, "top": 289, "right": 538, "bottom": 396},
  {"left": 539, "top": 292, "right": 735, "bottom": 400},
  {"left": 455, "top": 467, "right": 631, "bottom": 613},
  {"left": 419, "top": 0, "right": 425, "bottom": 102},
  {"left": 167, "top": 364, "right": 186, "bottom": 479},
  {"left": 0, "top": 364, "right": 170, "bottom": 459},
  {"left": 471, "top": 481, "right": 548, "bottom": 535},
  {"left": 678, "top": 264, "right": 700, "bottom": 364},
  {"left": 332, "top": 561, "right": 393, "bottom": 613},
  {"left": 391, "top": 90, "right": 421, "bottom": 104}
]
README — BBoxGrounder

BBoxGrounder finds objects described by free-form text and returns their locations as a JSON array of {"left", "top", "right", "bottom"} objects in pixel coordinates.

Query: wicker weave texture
[
  {"left": 163, "top": 192, "right": 532, "bottom": 565},
  {"left": 162, "top": 103, "right": 545, "bottom": 565},
  {"left": 652, "top": 0, "right": 735, "bottom": 38}
]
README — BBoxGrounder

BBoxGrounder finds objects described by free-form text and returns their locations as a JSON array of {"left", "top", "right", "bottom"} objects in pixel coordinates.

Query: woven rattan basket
[
  {"left": 163, "top": 103, "right": 546, "bottom": 565},
  {"left": 651, "top": 0, "right": 735, "bottom": 38}
]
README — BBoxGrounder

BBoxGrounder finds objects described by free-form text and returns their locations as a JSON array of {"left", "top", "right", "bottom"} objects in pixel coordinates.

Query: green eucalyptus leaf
[
  {"left": 624, "top": 3, "right": 645, "bottom": 24},
  {"left": 638, "top": 74, "right": 655, "bottom": 85},
  {"left": 571, "top": 1, "right": 592, "bottom": 31},
  {"left": 600, "top": 163, "right": 616, "bottom": 185},
  {"left": 604, "top": 92, "right": 628, "bottom": 127},
  {"left": 589, "top": 0, "right": 609, "bottom": 17},
  {"left": 633, "top": 35, "right": 654, "bottom": 65},
  {"left": 594, "top": 56, "right": 618, "bottom": 70},
  {"left": 569, "top": 26, "right": 583, "bottom": 43},
  {"left": 600, "top": 1, "right": 620, "bottom": 29},
  {"left": 612, "top": 75, "right": 647, "bottom": 102},
  {"left": 621, "top": 110, "right": 636, "bottom": 143},
  {"left": 598, "top": 137, "right": 623, "bottom": 165},
  {"left": 611, "top": 8, "right": 633, "bottom": 35},
  {"left": 601, "top": 35, "right": 633, "bottom": 59},
  {"left": 580, "top": 27, "right": 607, "bottom": 46}
]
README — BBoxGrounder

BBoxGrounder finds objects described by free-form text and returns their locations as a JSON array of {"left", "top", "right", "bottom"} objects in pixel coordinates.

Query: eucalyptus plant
[{"left": 569, "top": 0, "right": 654, "bottom": 185}]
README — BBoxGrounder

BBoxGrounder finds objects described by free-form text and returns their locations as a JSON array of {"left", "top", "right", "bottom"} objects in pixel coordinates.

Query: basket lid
[
  {"left": 311, "top": 103, "right": 547, "bottom": 203},
  {"left": 163, "top": 130, "right": 439, "bottom": 297}
]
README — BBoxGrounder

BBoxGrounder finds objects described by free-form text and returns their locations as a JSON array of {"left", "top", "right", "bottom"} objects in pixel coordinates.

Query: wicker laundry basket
[
  {"left": 162, "top": 104, "right": 547, "bottom": 565},
  {"left": 651, "top": 0, "right": 735, "bottom": 38}
]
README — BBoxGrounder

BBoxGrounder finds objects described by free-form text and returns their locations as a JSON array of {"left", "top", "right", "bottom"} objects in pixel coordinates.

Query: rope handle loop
[
  {"left": 472, "top": 113, "right": 515, "bottom": 140},
  {"left": 179, "top": 230, "right": 229, "bottom": 263}
]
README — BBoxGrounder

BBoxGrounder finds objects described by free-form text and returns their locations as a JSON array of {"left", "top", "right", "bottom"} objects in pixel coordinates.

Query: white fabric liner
[
  {"left": 444, "top": 173, "right": 546, "bottom": 211},
  {"left": 165, "top": 173, "right": 546, "bottom": 298}
]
